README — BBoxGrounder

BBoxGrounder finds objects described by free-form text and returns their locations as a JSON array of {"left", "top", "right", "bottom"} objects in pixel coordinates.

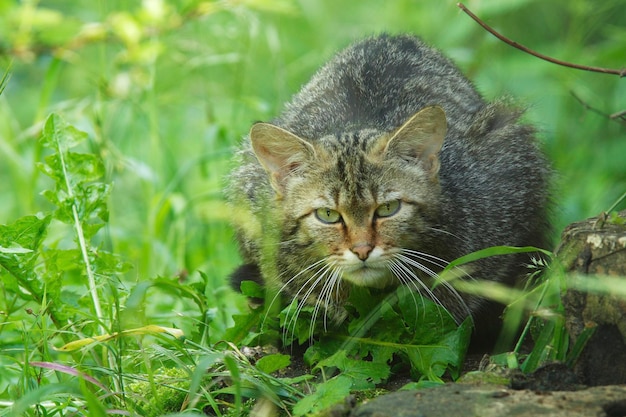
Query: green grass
[{"left": 0, "top": 0, "right": 625, "bottom": 415}]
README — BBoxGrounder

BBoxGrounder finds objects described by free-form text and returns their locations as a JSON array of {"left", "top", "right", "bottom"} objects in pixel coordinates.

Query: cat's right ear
[{"left": 249, "top": 123, "right": 315, "bottom": 196}]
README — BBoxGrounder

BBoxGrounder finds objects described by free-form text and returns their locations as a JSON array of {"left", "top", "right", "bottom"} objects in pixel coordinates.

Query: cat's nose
[{"left": 352, "top": 243, "right": 373, "bottom": 260}]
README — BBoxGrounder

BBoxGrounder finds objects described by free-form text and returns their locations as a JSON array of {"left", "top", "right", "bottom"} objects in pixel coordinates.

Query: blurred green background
[{"left": 1, "top": 0, "right": 625, "bottom": 318}]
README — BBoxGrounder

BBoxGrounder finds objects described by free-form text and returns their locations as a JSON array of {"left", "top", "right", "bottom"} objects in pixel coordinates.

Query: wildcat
[{"left": 227, "top": 34, "right": 551, "bottom": 334}]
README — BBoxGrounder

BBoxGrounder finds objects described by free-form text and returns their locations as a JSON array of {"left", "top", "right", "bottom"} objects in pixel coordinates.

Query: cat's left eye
[{"left": 375, "top": 200, "right": 401, "bottom": 218}]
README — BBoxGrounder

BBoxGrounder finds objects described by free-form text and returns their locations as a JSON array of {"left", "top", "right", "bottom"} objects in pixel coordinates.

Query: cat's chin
[{"left": 341, "top": 266, "right": 395, "bottom": 288}]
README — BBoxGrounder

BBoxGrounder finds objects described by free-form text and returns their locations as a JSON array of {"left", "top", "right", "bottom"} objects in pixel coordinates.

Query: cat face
[
  {"left": 250, "top": 106, "right": 448, "bottom": 313},
  {"left": 284, "top": 154, "right": 436, "bottom": 290}
]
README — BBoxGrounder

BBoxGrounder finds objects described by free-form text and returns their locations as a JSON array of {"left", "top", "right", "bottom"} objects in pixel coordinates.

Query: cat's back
[{"left": 274, "top": 34, "right": 484, "bottom": 139}]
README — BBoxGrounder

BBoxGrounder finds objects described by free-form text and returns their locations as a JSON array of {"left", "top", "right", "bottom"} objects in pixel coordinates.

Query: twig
[
  {"left": 457, "top": 3, "right": 626, "bottom": 77},
  {"left": 610, "top": 110, "right": 626, "bottom": 122},
  {"left": 570, "top": 91, "right": 626, "bottom": 126}
]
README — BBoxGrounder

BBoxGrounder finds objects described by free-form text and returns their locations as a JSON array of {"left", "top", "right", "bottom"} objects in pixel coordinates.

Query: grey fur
[{"left": 228, "top": 34, "right": 551, "bottom": 326}]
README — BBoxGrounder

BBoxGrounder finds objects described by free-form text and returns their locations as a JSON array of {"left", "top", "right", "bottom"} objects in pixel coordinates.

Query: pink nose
[{"left": 352, "top": 243, "right": 373, "bottom": 260}]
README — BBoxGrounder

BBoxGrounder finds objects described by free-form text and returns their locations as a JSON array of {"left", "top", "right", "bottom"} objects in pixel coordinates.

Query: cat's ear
[
  {"left": 381, "top": 105, "right": 446, "bottom": 176},
  {"left": 249, "top": 123, "right": 315, "bottom": 195}
]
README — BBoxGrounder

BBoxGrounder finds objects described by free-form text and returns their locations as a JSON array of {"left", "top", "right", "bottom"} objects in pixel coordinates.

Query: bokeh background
[{"left": 1, "top": 0, "right": 625, "bottom": 333}]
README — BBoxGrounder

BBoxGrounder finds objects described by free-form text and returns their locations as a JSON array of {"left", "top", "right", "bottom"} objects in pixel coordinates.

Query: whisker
[
  {"left": 299, "top": 262, "right": 336, "bottom": 338},
  {"left": 390, "top": 256, "right": 442, "bottom": 308},
  {"left": 386, "top": 260, "right": 428, "bottom": 322},
  {"left": 400, "top": 248, "right": 476, "bottom": 285},
  {"left": 262, "top": 258, "right": 328, "bottom": 334},
  {"left": 397, "top": 248, "right": 451, "bottom": 269},
  {"left": 316, "top": 265, "right": 343, "bottom": 332},
  {"left": 393, "top": 249, "right": 474, "bottom": 323},
  {"left": 389, "top": 256, "right": 449, "bottom": 328},
  {"left": 425, "top": 226, "right": 471, "bottom": 244},
  {"left": 395, "top": 253, "right": 439, "bottom": 277},
  {"left": 263, "top": 243, "right": 475, "bottom": 344},
  {"left": 283, "top": 272, "right": 328, "bottom": 341}
]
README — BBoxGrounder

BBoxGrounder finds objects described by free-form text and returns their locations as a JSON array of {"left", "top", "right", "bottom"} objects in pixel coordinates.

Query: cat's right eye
[{"left": 315, "top": 207, "right": 342, "bottom": 224}]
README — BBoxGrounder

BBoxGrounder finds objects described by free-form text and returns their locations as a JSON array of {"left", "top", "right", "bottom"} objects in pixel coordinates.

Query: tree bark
[{"left": 557, "top": 210, "right": 626, "bottom": 385}]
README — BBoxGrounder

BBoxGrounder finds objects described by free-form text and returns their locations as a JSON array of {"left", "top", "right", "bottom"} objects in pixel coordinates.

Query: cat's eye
[
  {"left": 315, "top": 207, "right": 342, "bottom": 224},
  {"left": 375, "top": 200, "right": 401, "bottom": 218}
]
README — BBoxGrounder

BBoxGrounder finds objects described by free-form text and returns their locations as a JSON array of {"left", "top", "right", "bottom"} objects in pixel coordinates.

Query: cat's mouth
[{"left": 341, "top": 263, "right": 394, "bottom": 288}]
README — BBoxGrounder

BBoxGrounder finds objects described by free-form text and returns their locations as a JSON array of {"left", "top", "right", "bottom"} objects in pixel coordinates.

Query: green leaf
[
  {"left": 443, "top": 246, "right": 551, "bottom": 274},
  {"left": 401, "top": 343, "right": 456, "bottom": 382},
  {"left": 223, "top": 353, "right": 244, "bottom": 412},
  {"left": 54, "top": 325, "right": 184, "bottom": 352},
  {"left": 0, "top": 245, "right": 33, "bottom": 254},
  {"left": 90, "top": 249, "right": 132, "bottom": 275},
  {"left": 39, "top": 152, "right": 104, "bottom": 187},
  {"left": 0, "top": 215, "right": 51, "bottom": 297},
  {"left": 187, "top": 352, "right": 225, "bottom": 411},
  {"left": 222, "top": 310, "right": 267, "bottom": 346},
  {"left": 347, "top": 287, "right": 405, "bottom": 340},
  {"left": 301, "top": 286, "right": 471, "bottom": 391},
  {"left": 81, "top": 382, "right": 109, "bottom": 417},
  {"left": 565, "top": 323, "right": 596, "bottom": 368},
  {"left": 240, "top": 280, "right": 264, "bottom": 298},
  {"left": 0, "top": 66, "right": 9, "bottom": 96},
  {"left": 303, "top": 336, "right": 344, "bottom": 367},
  {"left": 7, "top": 383, "right": 81, "bottom": 417},
  {"left": 40, "top": 113, "right": 87, "bottom": 152},
  {"left": 280, "top": 300, "right": 324, "bottom": 345},
  {"left": 255, "top": 353, "right": 291, "bottom": 374},
  {"left": 520, "top": 315, "right": 563, "bottom": 373},
  {"left": 38, "top": 114, "right": 109, "bottom": 241},
  {"left": 316, "top": 349, "right": 390, "bottom": 388},
  {"left": 293, "top": 374, "right": 353, "bottom": 416}
]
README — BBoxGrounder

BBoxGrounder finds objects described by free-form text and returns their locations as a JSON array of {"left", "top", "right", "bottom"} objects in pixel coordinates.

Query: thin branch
[
  {"left": 457, "top": 3, "right": 626, "bottom": 77},
  {"left": 610, "top": 110, "right": 626, "bottom": 122},
  {"left": 570, "top": 91, "right": 626, "bottom": 126}
]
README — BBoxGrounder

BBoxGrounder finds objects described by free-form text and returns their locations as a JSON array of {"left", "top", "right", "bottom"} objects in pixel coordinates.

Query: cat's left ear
[
  {"left": 249, "top": 123, "right": 315, "bottom": 196},
  {"left": 380, "top": 105, "right": 447, "bottom": 176}
]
